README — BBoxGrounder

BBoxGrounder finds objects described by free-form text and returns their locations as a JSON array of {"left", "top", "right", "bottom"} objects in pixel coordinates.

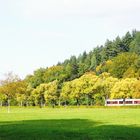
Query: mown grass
[{"left": 0, "top": 107, "right": 140, "bottom": 140}]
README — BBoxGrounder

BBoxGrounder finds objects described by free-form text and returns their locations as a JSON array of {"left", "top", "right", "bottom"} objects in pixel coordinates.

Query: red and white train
[{"left": 105, "top": 99, "right": 140, "bottom": 106}]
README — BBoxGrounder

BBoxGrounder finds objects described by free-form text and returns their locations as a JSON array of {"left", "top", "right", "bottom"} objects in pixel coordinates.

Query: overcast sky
[{"left": 0, "top": 0, "right": 140, "bottom": 79}]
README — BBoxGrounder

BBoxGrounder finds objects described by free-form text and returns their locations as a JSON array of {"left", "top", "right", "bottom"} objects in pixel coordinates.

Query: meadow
[{"left": 0, "top": 107, "right": 140, "bottom": 140}]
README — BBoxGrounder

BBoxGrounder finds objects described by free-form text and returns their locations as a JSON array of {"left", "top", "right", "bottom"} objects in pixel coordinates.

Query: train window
[
  {"left": 125, "top": 101, "right": 132, "bottom": 104},
  {"left": 112, "top": 101, "right": 118, "bottom": 104},
  {"left": 134, "top": 101, "right": 140, "bottom": 104},
  {"left": 107, "top": 101, "right": 118, "bottom": 104},
  {"left": 119, "top": 101, "right": 123, "bottom": 104}
]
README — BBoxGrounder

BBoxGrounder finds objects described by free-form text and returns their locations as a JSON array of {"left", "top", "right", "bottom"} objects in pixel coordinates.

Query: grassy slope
[{"left": 0, "top": 107, "right": 140, "bottom": 140}]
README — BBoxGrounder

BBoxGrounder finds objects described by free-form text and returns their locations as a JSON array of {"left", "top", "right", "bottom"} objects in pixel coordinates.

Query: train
[{"left": 105, "top": 99, "right": 140, "bottom": 106}]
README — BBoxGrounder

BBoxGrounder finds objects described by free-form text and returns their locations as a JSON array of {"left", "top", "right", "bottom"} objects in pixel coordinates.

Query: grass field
[{"left": 0, "top": 107, "right": 140, "bottom": 140}]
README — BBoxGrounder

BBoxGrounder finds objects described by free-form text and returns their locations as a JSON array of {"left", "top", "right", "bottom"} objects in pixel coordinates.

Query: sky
[{"left": 0, "top": 0, "right": 140, "bottom": 79}]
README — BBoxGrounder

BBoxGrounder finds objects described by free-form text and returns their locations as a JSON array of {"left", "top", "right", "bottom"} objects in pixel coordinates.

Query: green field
[{"left": 0, "top": 107, "right": 140, "bottom": 140}]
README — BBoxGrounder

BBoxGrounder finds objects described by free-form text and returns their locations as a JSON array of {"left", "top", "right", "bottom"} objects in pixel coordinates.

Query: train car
[{"left": 105, "top": 99, "right": 140, "bottom": 106}]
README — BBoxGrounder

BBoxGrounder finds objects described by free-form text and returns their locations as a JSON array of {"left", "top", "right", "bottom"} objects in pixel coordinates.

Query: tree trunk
[
  {"left": 65, "top": 101, "right": 67, "bottom": 107},
  {"left": 21, "top": 101, "right": 23, "bottom": 107},
  {"left": 52, "top": 100, "right": 55, "bottom": 108},
  {"left": 87, "top": 95, "right": 89, "bottom": 106},
  {"left": 58, "top": 99, "right": 61, "bottom": 106},
  {"left": 7, "top": 99, "right": 10, "bottom": 113},
  {"left": 76, "top": 99, "right": 79, "bottom": 106},
  {"left": 90, "top": 100, "right": 93, "bottom": 106},
  {"left": 40, "top": 100, "right": 43, "bottom": 108},
  {"left": 103, "top": 97, "right": 106, "bottom": 106},
  {"left": 26, "top": 101, "right": 28, "bottom": 107},
  {"left": 0, "top": 101, "right": 2, "bottom": 107}
]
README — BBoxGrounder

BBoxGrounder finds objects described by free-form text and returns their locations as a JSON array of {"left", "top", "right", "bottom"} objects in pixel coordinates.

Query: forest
[{"left": 0, "top": 30, "right": 140, "bottom": 107}]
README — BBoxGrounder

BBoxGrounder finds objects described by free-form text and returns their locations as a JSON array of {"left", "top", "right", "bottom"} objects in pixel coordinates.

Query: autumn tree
[
  {"left": 109, "top": 53, "right": 138, "bottom": 78},
  {"left": 44, "top": 81, "right": 59, "bottom": 107},
  {"left": 60, "top": 81, "right": 72, "bottom": 106},
  {"left": 0, "top": 72, "right": 20, "bottom": 112},
  {"left": 133, "top": 80, "right": 140, "bottom": 98},
  {"left": 15, "top": 80, "right": 28, "bottom": 106},
  {"left": 99, "top": 72, "right": 118, "bottom": 100},
  {"left": 79, "top": 72, "right": 99, "bottom": 105},
  {"left": 111, "top": 78, "right": 137, "bottom": 100},
  {"left": 0, "top": 92, "right": 6, "bottom": 106}
]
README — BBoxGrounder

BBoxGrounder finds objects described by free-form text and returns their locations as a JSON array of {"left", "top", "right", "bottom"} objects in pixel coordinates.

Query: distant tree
[
  {"left": 0, "top": 92, "right": 6, "bottom": 106},
  {"left": 44, "top": 81, "right": 59, "bottom": 107},
  {"left": 99, "top": 73, "right": 118, "bottom": 100},
  {"left": 15, "top": 81, "right": 28, "bottom": 106},
  {"left": 69, "top": 78, "right": 82, "bottom": 106},
  {"left": 79, "top": 72, "right": 99, "bottom": 105},
  {"left": 25, "top": 68, "right": 46, "bottom": 88},
  {"left": 90, "top": 54, "right": 97, "bottom": 70},
  {"left": 60, "top": 81, "right": 72, "bottom": 106},
  {"left": 63, "top": 56, "right": 79, "bottom": 81},
  {"left": 122, "top": 31, "right": 133, "bottom": 51},
  {"left": 111, "top": 78, "right": 137, "bottom": 99},
  {"left": 31, "top": 83, "right": 46, "bottom": 107},
  {"left": 96, "top": 60, "right": 113, "bottom": 74},
  {"left": 43, "top": 66, "right": 66, "bottom": 83},
  {"left": 25, "top": 85, "right": 34, "bottom": 106},
  {"left": 101, "top": 40, "right": 115, "bottom": 61},
  {"left": 132, "top": 80, "right": 140, "bottom": 98},
  {"left": 129, "top": 31, "right": 140, "bottom": 55},
  {"left": 0, "top": 72, "right": 20, "bottom": 112},
  {"left": 83, "top": 55, "right": 91, "bottom": 72},
  {"left": 109, "top": 53, "right": 138, "bottom": 78}
]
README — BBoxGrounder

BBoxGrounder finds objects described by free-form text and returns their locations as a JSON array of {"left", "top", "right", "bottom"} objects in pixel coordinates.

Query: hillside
[{"left": 26, "top": 30, "right": 140, "bottom": 86}]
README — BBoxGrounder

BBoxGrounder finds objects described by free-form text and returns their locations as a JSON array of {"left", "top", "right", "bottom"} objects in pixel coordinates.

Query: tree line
[{"left": 0, "top": 30, "right": 140, "bottom": 107}]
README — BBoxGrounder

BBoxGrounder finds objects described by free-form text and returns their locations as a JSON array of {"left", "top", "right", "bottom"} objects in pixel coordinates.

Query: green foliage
[
  {"left": 44, "top": 66, "right": 66, "bottom": 83},
  {"left": 25, "top": 68, "right": 46, "bottom": 88},
  {"left": 109, "top": 53, "right": 138, "bottom": 78},
  {"left": 129, "top": 32, "right": 140, "bottom": 54}
]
